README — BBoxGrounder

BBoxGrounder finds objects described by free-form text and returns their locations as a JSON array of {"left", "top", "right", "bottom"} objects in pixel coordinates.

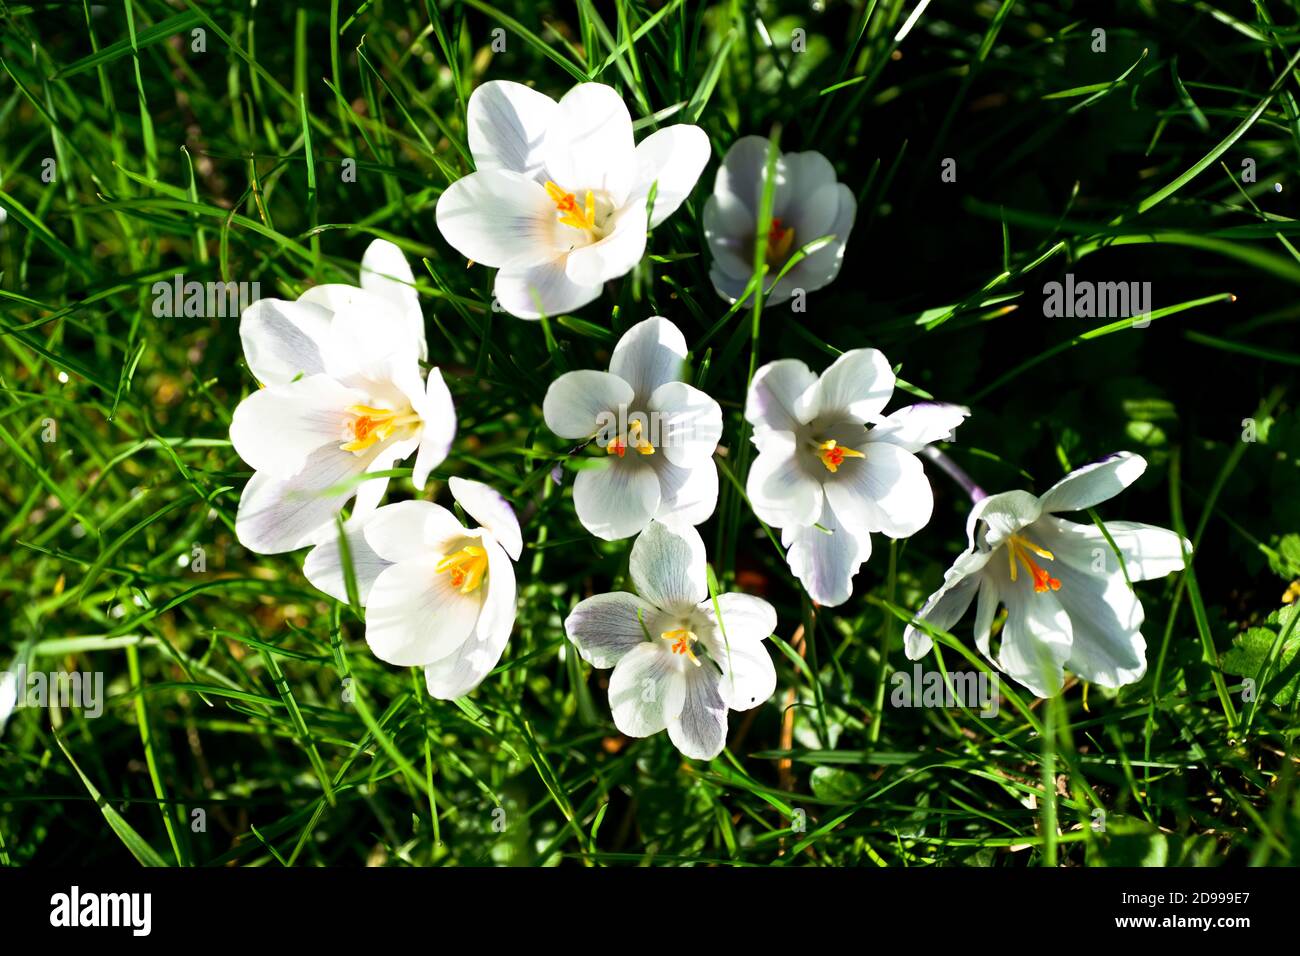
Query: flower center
[
  {"left": 606, "top": 418, "right": 656, "bottom": 458},
  {"left": 1006, "top": 534, "right": 1061, "bottom": 593},
  {"left": 436, "top": 546, "right": 489, "bottom": 594},
  {"left": 766, "top": 217, "right": 796, "bottom": 265},
  {"left": 815, "top": 438, "right": 864, "bottom": 473},
  {"left": 661, "top": 627, "right": 702, "bottom": 667},
  {"left": 545, "top": 181, "right": 597, "bottom": 232},
  {"left": 340, "top": 404, "right": 421, "bottom": 455}
]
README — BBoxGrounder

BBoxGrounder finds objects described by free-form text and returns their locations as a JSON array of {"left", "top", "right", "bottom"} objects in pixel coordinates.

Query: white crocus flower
[
  {"left": 565, "top": 520, "right": 778, "bottom": 760},
  {"left": 746, "top": 349, "right": 967, "bottom": 606},
  {"left": 305, "top": 478, "right": 523, "bottom": 700},
  {"left": 0, "top": 663, "right": 18, "bottom": 736},
  {"left": 231, "top": 240, "right": 455, "bottom": 554},
  {"left": 435, "top": 80, "right": 710, "bottom": 319},
  {"left": 704, "top": 135, "right": 857, "bottom": 305},
  {"left": 904, "top": 452, "right": 1190, "bottom": 697},
  {"left": 543, "top": 316, "right": 723, "bottom": 540}
]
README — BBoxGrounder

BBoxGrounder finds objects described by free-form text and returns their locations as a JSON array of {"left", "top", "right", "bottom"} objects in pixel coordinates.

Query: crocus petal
[
  {"left": 564, "top": 204, "right": 648, "bottom": 286},
  {"left": 972, "top": 575, "right": 999, "bottom": 655},
  {"left": 543, "top": 369, "right": 635, "bottom": 440},
  {"left": 700, "top": 592, "right": 777, "bottom": 645},
  {"left": 229, "top": 374, "right": 362, "bottom": 477},
  {"left": 868, "top": 402, "right": 970, "bottom": 453},
  {"left": 492, "top": 255, "right": 603, "bottom": 319},
  {"left": 411, "top": 367, "right": 456, "bottom": 491},
  {"left": 782, "top": 502, "right": 870, "bottom": 607},
  {"left": 996, "top": 587, "right": 1073, "bottom": 698},
  {"left": 0, "top": 670, "right": 16, "bottom": 729},
  {"left": 423, "top": 540, "right": 517, "bottom": 699},
  {"left": 746, "top": 431, "right": 823, "bottom": 529},
  {"left": 362, "top": 499, "right": 466, "bottom": 564},
  {"left": 782, "top": 150, "right": 838, "bottom": 198},
  {"left": 1040, "top": 515, "right": 1189, "bottom": 583},
  {"left": 1037, "top": 452, "right": 1148, "bottom": 515},
  {"left": 824, "top": 440, "right": 933, "bottom": 539},
  {"left": 573, "top": 460, "right": 662, "bottom": 541},
  {"left": 235, "top": 446, "right": 368, "bottom": 554},
  {"left": 303, "top": 517, "right": 391, "bottom": 604},
  {"left": 666, "top": 665, "right": 728, "bottom": 760},
  {"left": 608, "top": 316, "right": 688, "bottom": 405},
  {"left": 434, "top": 169, "right": 559, "bottom": 269},
  {"left": 320, "top": 306, "right": 423, "bottom": 387},
  {"left": 795, "top": 348, "right": 894, "bottom": 424},
  {"left": 746, "top": 358, "right": 817, "bottom": 433},
  {"left": 630, "top": 519, "right": 708, "bottom": 611},
  {"left": 784, "top": 179, "right": 841, "bottom": 253},
  {"left": 653, "top": 456, "right": 719, "bottom": 528},
  {"left": 465, "top": 79, "right": 557, "bottom": 180},
  {"left": 449, "top": 476, "right": 523, "bottom": 560},
  {"left": 712, "top": 637, "right": 776, "bottom": 713},
  {"left": 702, "top": 190, "right": 756, "bottom": 281},
  {"left": 648, "top": 380, "right": 722, "bottom": 468},
  {"left": 359, "top": 238, "right": 426, "bottom": 360},
  {"left": 715, "top": 135, "right": 789, "bottom": 217},
  {"left": 1050, "top": 559, "right": 1146, "bottom": 689},
  {"left": 543, "top": 83, "right": 635, "bottom": 203},
  {"left": 565, "top": 591, "right": 657, "bottom": 669},
  {"left": 239, "top": 298, "right": 332, "bottom": 387},
  {"left": 296, "top": 283, "right": 393, "bottom": 318},
  {"left": 903, "top": 548, "right": 991, "bottom": 658},
  {"left": 352, "top": 436, "right": 413, "bottom": 520},
  {"left": 629, "top": 124, "right": 711, "bottom": 227},
  {"left": 608, "top": 642, "right": 685, "bottom": 737},
  {"left": 968, "top": 490, "right": 1042, "bottom": 550},
  {"left": 779, "top": 183, "right": 855, "bottom": 295},
  {"left": 365, "top": 558, "right": 482, "bottom": 666}
]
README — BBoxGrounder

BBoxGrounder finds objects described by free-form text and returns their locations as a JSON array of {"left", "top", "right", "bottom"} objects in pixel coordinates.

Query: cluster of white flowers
[{"left": 229, "top": 78, "right": 1189, "bottom": 760}]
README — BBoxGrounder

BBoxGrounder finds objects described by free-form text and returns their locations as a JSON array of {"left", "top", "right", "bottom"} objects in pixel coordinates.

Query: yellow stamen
[
  {"left": 436, "top": 545, "right": 488, "bottom": 594},
  {"left": 1006, "top": 534, "right": 1061, "bottom": 593},
  {"left": 816, "top": 439, "right": 865, "bottom": 473},
  {"left": 605, "top": 418, "right": 656, "bottom": 458},
  {"left": 545, "top": 181, "right": 597, "bottom": 231},
  {"left": 340, "top": 404, "right": 421, "bottom": 454},
  {"left": 661, "top": 628, "right": 702, "bottom": 667},
  {"left": 766, "top": 217, "right": 796, "bottom": 265}
]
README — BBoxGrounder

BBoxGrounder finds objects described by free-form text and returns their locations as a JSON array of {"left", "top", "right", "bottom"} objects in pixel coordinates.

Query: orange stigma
[
  {"left": 545, "top": 181, "right": 596, "bottom": 231},
  {"left": 605, "top": 418, "right": 655, "bottom": 458},
  {"left": 661, "top": 628, "right": 702, "bottom": 667},
  {"left": 340, "top": 404, "right": 421, "bottom": 454},
  {"left": 766, "top": 217, "right": 796, "bottom": 264},
  {"left": 436, "top": 546, "right": 488, "bottom": 594},
  {"left": 1007, "top": 535, "right": 1061, "bottom": 593},
  {"left": 816, "top": 439, "right": 864, "bottom": 473}
]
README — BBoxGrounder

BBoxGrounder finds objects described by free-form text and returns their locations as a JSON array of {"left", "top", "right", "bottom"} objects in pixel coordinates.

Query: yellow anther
[
  {"left": 816, "top": 439, "right": 864, "bottom": 473},
  {"left": 545, "top": 181, "right": 597, "bottom": 231},
  {"left": 1006, "top": 534, "right": 1061, "bottom": 593},
  {"left": 436, "top": 546, "right": 489, "bottom": 594},
  {"left": 766, "top": 217, "right": 796, "bottom": 265},
  {"left": 606, "top": 418, "right": 655, "bottom": 458},
  {"left": 661, "top": 628, "right": 702, "bottom": 667},
  {"left": 340, "top": 404, "right": 421, "bottom": 454}
]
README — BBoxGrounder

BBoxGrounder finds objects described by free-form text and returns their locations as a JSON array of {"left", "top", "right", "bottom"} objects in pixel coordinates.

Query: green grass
[{"left": 0, "top": 0, "right": 1297, "bottom": 867}]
